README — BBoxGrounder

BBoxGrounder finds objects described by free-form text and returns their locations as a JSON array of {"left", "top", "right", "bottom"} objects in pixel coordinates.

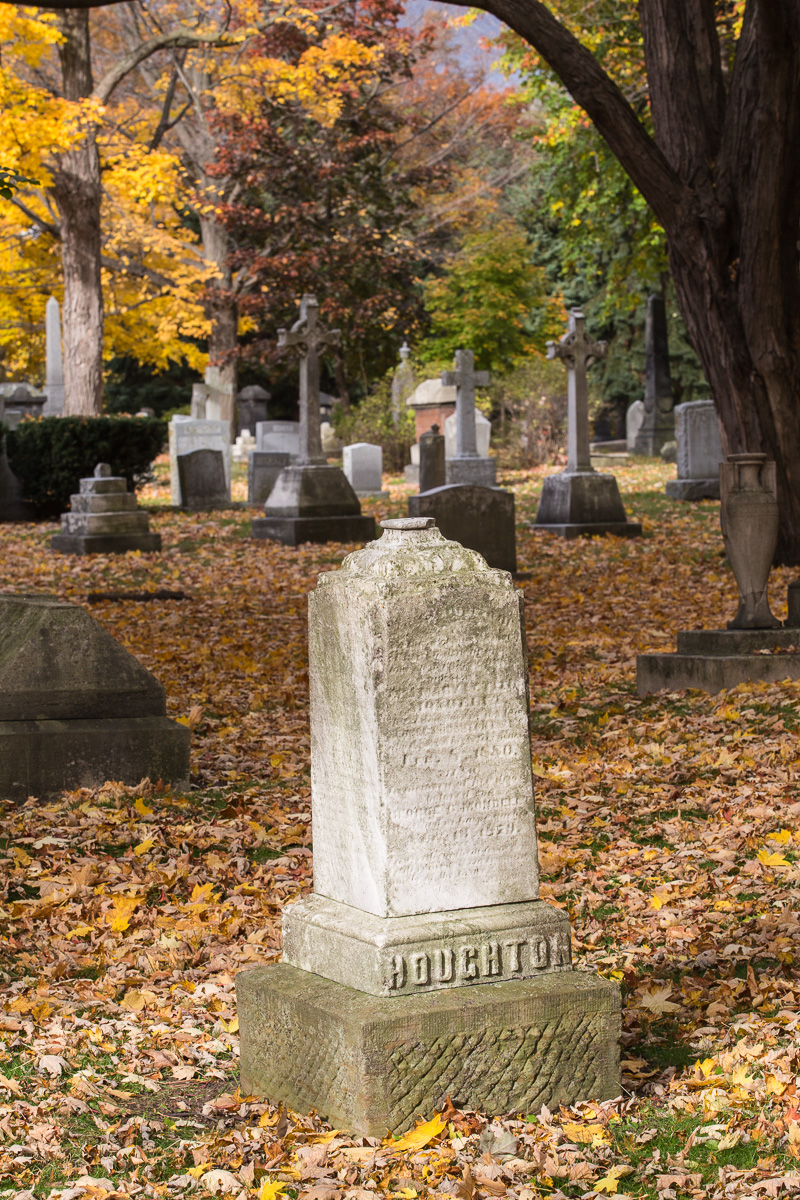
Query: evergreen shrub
[{"left": 6, "top": 416, "right": 166, "bottom": 516}]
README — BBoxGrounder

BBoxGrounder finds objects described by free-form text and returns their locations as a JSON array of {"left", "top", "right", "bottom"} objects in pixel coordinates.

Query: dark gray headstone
[
  {"left": 419, "top": 424, "right": 445, "bottom": 494},
  {"left": 408, "top": 483, "right": 516, "bottom": 573},
  {"left": 633, "top": 293, "right": 675, "bottom": 456},
  {"left": 177, "top": 449, "right": 229, "bottom": 510}
]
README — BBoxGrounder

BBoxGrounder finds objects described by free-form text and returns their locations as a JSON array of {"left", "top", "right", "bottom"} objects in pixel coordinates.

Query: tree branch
[
  {"left": 5, "top": 195, "right": 61, "bottom": 239},
  {"left": 445, "top": 0, "right": 687, "bottom": 230},
  {"left": 95, "top": 28, "right": 242, "bottom": 105}
]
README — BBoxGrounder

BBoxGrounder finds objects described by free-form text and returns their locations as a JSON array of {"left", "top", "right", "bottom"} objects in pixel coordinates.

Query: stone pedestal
[
  {"left": 533, "top": 472, "right": 642, "bottom": 538},
  {"left": 638, "top": 627, "right": 800, "bottom": 695},
  {"left": 409, "top": 484, "right": 516, "bottom": 573},
  {"left": 0, "top": 594, "right": 189, "bottom": 801},
  {"left": 238, "top": 965, "right": 620, "bottom": 1138},
  {"left": 237, "top": 518, "right": 619, "bottom": 1132},
  {"left": 251, "top": 463, "right": 375, "bottom": 546},
  {"left": 51, "top": 465, "right": 161, "bottom": 555}
]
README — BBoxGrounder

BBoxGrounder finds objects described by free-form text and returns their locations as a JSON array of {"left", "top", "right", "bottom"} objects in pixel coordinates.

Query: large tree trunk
[
  {"left": 200, "top": 213, "right": 238, "bottom": 439},
  {"left": 451, "top": 0, "right": 800, "bottom": 562},
  {"left": 52, "top": 9, "right": 104, "bottom": 417}
]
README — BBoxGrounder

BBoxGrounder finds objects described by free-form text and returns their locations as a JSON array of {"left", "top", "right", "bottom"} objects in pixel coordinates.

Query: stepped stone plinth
[{"left": 51, "top": 463, "right": 161, "bottom": 555}]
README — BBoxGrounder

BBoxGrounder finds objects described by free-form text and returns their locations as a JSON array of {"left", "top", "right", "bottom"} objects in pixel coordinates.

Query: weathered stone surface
[
  {"left": 308, "top": 519, "right": 537, "bottom": 917},
  {"left": 256, "top": 421, "right": 300, "bottom": 456},
  {"left": 70, "top": 492, "right": 138, "bottom": 514},
  {"left": 637, "top": 649, "right": 800, "bottom": 695},
  {"left": 445, "top": 456, "right": 497, "bottom": 487},
  {"left": 51, "top": 532, "right": 163, "bottom": 555},
  {"left": 169, "top": 417, "right": 231, "bottom": 506},
  {"left": 263, "top": 463, "right": 361, "bottom": 517},
  {"left": 0, "top": 595, "right": 168, "bottom": 720},
  {"left": 53, "top": 465, "right": 161, "bottom": 554},
  {"left": 177, "top": 449, "right": 230, "bottom": 511},
  {"left": 666, "top": 400, "right": 723, "bottom": 501},
  {"left": 0, "top": 445, "right": 35, "bottom": 522},
  {"left": 444, "top": 410, "right": 491, "bottom": 461},
  {"left": 534, "top": 473, "right": 641, "bottom": 538},
  {"left": 60, "top": 511, "right": 151, "bottom": 536},
  {"left": 0, "top": 715, "right": 189, "bottom": 803},
  {"left": 665, "top": 478, "right": 721, "bottom": 501},
  {"left": 675, "top": 628, "right": 800, "bottom": 655},
  {"left": 283, "top": 895, "right": 572, "bottom": 996},
  {"left": 408, "top": 484, "right": 516, "bottom": 573},
  {"left": 247, "top": 451, "right": 292, "bottom": 506},
  {"left": 237, "top": 963, "right": 621, "bottom": 1137}
]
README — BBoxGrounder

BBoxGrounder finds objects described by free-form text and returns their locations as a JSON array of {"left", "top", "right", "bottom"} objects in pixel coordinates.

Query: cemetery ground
[{"left": 1, "top": 458, "right": 799, "bottom": 1200}]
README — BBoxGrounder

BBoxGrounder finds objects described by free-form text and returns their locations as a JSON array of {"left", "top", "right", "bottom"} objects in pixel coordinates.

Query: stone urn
[{"left": 721, "top": 453, "right": 781, "bottom": 629}]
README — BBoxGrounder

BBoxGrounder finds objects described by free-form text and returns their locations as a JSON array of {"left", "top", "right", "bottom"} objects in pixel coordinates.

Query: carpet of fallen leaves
[{"left": 1, "top": 457, "right": 800, "bottom": 1200}]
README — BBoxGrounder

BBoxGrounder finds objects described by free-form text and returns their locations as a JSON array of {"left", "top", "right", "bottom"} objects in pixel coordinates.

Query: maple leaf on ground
[
  {"left": 637, "top": 986, "right": 682, "bottom": 1016},
  {"left": 386, "top": 1112, "right": 446, "bottom": 1152}
]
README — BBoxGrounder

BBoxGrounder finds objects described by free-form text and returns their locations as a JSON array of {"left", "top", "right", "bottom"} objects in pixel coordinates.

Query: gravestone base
[
  {"left": 665, "top": 478, "right": 720, "bottom": 501},
  {"left": 51, "top": 532, "right": 162, "bottom": 555},
  {"left": 283, "top": 895, "right": 572, "bottom": 997},
  {"left": 638, "top": 627, "right": 800, "bottom": 695},
  {"left": 237, "top": 963, "right": 620, "bottom": 1138},
  {"left": 0, "top": 715, "right": 190, "bottom": 802},
  {"left": 534, "top": 472, "right": 641, "bottom": 538},
  {"left": 252, "top": 514, "right": 376, "bottom": 547},
  {"left": 446, "top": 456, "right": 496, "bottom": 487}
]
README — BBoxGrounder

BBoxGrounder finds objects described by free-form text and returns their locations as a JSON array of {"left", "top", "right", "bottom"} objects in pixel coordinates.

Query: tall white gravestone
[
  {"left": 534, "top": 309, "right": 641, "bottom": 538},
  {"left": 665, "top": 399, "right": 724, "bottom": 500},
  {"left": 43, "top": 296, "right": 65, "bottom": 416},
  {"left": 168, "top": 417, "right": 231, "bottom": 507},
  {"left": 342, "top": 442, "right": 388, "bottom": 497},
  {"left": 237, "top": 518, "right": 620, "bottom": 1135}
]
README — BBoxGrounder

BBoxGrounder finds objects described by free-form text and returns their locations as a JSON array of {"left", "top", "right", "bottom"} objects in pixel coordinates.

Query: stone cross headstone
[
  {"left": 278, "top": 294, "right": 340, "bottom": 465},
  {"left": 43, "top": 296, "right": 64, "bottom": 416},
  {"left": 443, "top": 348, "right": 489, "bottom": 455},
  {"left": 534, "top": 308, "right": 641, "bottom": 537},
  {"left": 634, "top": 293, "right": 675, "bottom": 456},
  {"left": 237, "top": 518, "right": 619, "bottom": 1134},
  {"left": 548, "top": 308, "right": 605, "bottom": 474},
  {"left": 252, "top": 296, "right": 375, "bottom": 546}
]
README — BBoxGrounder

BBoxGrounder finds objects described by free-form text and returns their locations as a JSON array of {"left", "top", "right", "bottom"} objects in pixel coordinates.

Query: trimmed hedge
[{"left": 6, "top": 416, "right": 167, "bottom": 517}]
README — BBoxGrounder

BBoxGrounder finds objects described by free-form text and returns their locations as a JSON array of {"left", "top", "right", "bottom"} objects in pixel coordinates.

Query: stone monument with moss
[{"left": 237, "top": 517, "right": 620, "bottom": 1134}]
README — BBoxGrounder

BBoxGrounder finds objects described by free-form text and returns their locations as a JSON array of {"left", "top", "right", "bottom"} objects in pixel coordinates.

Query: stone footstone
[
  {"left": 237, "top": 964, "right": 621, "bottom": 1138},
  {"left": 533, "top": 473, "right": 641, "bottom": 539},
  {"left": 637, "top": 627, "right": 800, "bottom": 695},
  {"left": 408, "top": 483, "right": 516, "bottom": 572},
  {"left": 0, "top": 594, "right": 189, "bottom": 800}
]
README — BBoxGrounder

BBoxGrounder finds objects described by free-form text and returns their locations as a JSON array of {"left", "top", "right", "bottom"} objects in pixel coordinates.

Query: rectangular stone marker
[
  {"left": 408, "top": 483, "right": 516, "bottom": 573},
  {"left": 342, "top": 442, "right": 387, "bottom": 497},
  {"left": 247, "top": 451, "right": 292, "bottom": 506},
  {"left": 177, "top": 449, "right": 229, "bottom": 511},
  {"left": 237, "top": 517, "right": 619, "bottom": 1134},
  {"left": 256, "top": 421, "right": 300, "bottom": 457},
  {"left": 665, "top": 399, "right": 724, "bottom": 500},
  {"left": 169, "top": 417, "right": 231, "bottom": 506}
]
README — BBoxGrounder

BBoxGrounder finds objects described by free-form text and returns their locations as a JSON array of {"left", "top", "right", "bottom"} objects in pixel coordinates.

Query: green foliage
[
  {"left": 104, "top": 355, "right": 195, "bottom": 419},
  {"left": 0, "top": 165, "right": 38, "bottom": 200},
  {"left": 6, "top": 416, "right": 166, "bottom": 517},
  {"left": 419, "top": 220, "right": 563, "bottom": 374},
  {"left": 332, "top": 375, "right": 415, "bottom": 474},
  {"left": 491, "top": 355, "right": 568, "bottom": 467}
]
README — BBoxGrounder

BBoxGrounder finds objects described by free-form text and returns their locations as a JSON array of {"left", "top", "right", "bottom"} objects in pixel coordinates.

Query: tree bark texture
[
  {"left": 53, "top": 9, "right": 104, "bottom": 417},
  {"left": 450, "top": 0, "right": 800, "bottom": 562},
  {"left": 201, "top": 214, "right": 238, "bottom": 439}
]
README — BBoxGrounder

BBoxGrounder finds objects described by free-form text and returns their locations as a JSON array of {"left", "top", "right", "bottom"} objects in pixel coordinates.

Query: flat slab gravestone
[
  {"left": 177, "top": 449, "right": 230, "bottom": 511},
  {"left": 0, "top": 594, "right": 189, "bottom": 800},
  {"left": 237, "top": 517, "right": 619, "bottom": 1134},
  {"left": 665, "top": 399, "right": 724, "bottom": 500},
  {"left": 169, "top": 417, "right": 231, "bottom": 506},
  {"left": 342, "top": 442, "right": 388, "bottom": 497},
  {"left": 51, "top": 463, "right": 161, "bottom": 555},
  {"left": 408, "top": 483, "right": 516, "bottom": 573}
]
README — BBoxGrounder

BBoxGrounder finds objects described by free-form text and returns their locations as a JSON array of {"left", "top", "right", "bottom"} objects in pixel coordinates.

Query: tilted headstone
[
  {"left": 534, "top": 309, "right": 641, "bottom": 538},
  {"left": 51, "top": 463, "right": 161, "bottom": 554},
  {"left": 169, "top": 416, "right": 231, "bottom": 506},
  {"left": 342, "top": 442, "right": 387, "bottom": 497},
  {"left": 43, "top": 296, "right": 65, "bottom": 416},
  {"left": 255, "top": 421, "right": 300, "bottom": 457},
  {"left": 177, "top": 449, "right": 229, "bottom": 511},
  {"left": 237, "top": 518, "right": 619, "bottom": 1134},
  {"left": 665, "top": 399, "right": 724, "bottom": 500},
  {"left": 626, "top": 399, "right": 644, "bottom": 452},
  {"left": 0, "top": 594, "right": 189, "bottom": 801},
  {"left": 409, "top": 484, "right": 516, "bottom": 572},
  {"left": 252, "top": 295, "right": 374, "bottom": 546},
  {"left": 633, "top": 293, "right": 675, "bottom": 456},
  {"left": 418, "top": 423, "right": 445, "bottom": 494},
  {"left": 442, "top": 350, "right": 495, "bottom": 487}
]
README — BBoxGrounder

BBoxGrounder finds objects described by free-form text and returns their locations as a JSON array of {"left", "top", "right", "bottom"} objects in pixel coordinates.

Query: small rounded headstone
[{"left": 94, "top": 463, "right": 112, "bottom": 478}]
